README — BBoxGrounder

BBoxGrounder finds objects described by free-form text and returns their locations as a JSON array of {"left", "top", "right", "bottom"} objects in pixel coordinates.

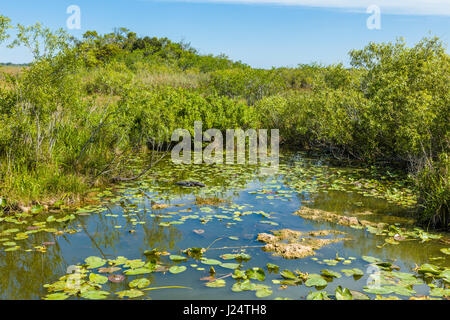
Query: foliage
[{"left": 0, "top": 15, "right": 448, "bottom": 228}]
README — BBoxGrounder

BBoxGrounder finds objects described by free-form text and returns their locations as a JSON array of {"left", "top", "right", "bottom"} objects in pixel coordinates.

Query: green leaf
[
  {"left": 267, "top": 263, "right": 279, "bottom": 273},
  {"left": 417, "top": 263, "right": 441, "bottom": 275},
  {"left": 169, "top": 255, "right": 188, "bottom": 262},
  {"left": 169, "top": 266, "right": 186, "bottom": 274},
  {"left": 383, "top": 285, "right": 415, "bottom": 297},
  {"left": 80, "top": 290, "right": 110, "bottom": 300},
  {"left": 43, "top": 292, "right": 70, "bottom": 300},
  {"left": 280, "top": 269, "right": 297, "bottom": 280},
  {"left": 335, "top": 286, "right": 353, "bottom": 300},
  {"left": 124, "top": 267, "right": 153, "bottom": 275},
  {"left": 31, "top": 205, "right": 44, "bottom": 214},
  {"left": 255, "top": 287, "right": 273, "bottom": 298},
  {"left": 246, "top": 267, "right": 265, "bottom": 281},
  {"left": 220, "top": 263, "right": 240, "bottom": 270},
  {"left": 205, "top": 279, "right": 226, "bottom": 288},
  {"left": 305, "top": 274, "right": 328, "bottom": 287},
  {"left": 349, "top": 290, "right": 370, "bottom": 300},
  {"left": 439, "top": 248, "right": 450, "bottom": 255},
  {"left": 321, "top": 269, "right": 342, "bottom": 279},
  {"left": 306, "top": 291, "right": 329, "bottom": 300},
  {"left": 363, "top": 286, "right": 394, "bottom": 295},
  {"left": 116, "top": 289, "right": 144, "bottom": 299},
  {"left": 201, "top": 258, "right": 222, "bottom": 265},
  {"left": 89, "top": 273, "right": 108, "bottom": 285},
  {"left": 85, "top": 256, "right": 106, "bottom": 269},
  {"left": 362, "top": 255, "right": 381, "bottom": 264},
  {"left": 129, "top": 278, "right": 151, "bottom": 289},
  {"left": 429, "top": 287, "right": 450, "bottom": 297}
]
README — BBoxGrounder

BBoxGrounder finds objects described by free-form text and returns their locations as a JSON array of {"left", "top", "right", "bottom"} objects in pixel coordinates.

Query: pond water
[{"left": 1, "top": 152, "right": 449, "bottom": 300}]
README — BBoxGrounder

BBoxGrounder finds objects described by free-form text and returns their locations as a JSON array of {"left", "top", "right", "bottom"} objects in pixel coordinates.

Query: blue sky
[{"left": 0, "top": 0, "right": 449, "bottom": 68}]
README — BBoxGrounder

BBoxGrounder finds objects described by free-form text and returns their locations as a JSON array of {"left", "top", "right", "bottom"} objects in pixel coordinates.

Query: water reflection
[{"left": 0, "top": 152, "right": 448, "bottom": 299}]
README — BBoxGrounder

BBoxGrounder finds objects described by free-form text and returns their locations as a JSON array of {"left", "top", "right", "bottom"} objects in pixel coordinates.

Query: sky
[{"left": 0, "top": 0, "right": 449, "bottom": 68}]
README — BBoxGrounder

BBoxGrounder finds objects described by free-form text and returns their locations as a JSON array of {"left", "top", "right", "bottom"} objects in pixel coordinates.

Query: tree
[
  {"left": 0, "top": 15, "right": 12, "bottom": 43},
  {"left": 8, "top": 22, "right": 73, "bottom": 60}
]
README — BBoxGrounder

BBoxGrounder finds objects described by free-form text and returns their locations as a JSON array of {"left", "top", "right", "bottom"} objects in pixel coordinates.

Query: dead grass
[
  {"left": 195, "top": 196, "right": 226, "bottom": 206},
  {"left": 257, "top": 228, "right": 350, "bottom": 259}
]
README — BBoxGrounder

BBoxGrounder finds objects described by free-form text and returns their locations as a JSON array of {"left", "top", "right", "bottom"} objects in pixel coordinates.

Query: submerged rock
[
  {"left": 175, "top": 181, "right": 206, "bottom": 188},
  {"left": 257, "top": 228, "right": 350, "bottom": 259}
]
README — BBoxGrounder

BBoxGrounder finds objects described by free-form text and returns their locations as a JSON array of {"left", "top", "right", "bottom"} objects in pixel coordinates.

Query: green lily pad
[
  {"left": 246, "top": 268, "right": 265, "bottom": 281},
  {"left": 267, "top": 263, "right": 279, "bottom": 273},
  {"left": 321, "top": 269, "right": 342, "bottom": 279},
  {"left": 341, "top": 268, "right": 364, "bottom": 277},
  {"left": 85, "top": 256, "right": 106, "bottom": 269},
  {"left": 31, "top": 205, "right": 44, "bottom": 214},
  {"left": 305, "top": 274, "right": 327, "bottom": 287},
  {"left": 80, "top": 290, "right": 110, "bottom": 300},
  {"left": 43, "top": 292, "right": 70, "bottom": 300},
  {"left": 383, "top": 285, "right": 415, "bottom": 297},
  {"left": 439, "top": 248, "right": 450, "bottom": 255},
  {"left": 130, "top": 278, "right": 151, "bottom": 289},
  {"left": 362, "top": 256, "right": 381, "bottom": 264},
  {"left": 335, "top": 286, "right": 353, "bottom": 300},
  {"left": 417, "top": 263, "right": 441, "bottom": 275},
  {"left": 363, "top": 286, "right": 394, "bottom": 295},
  {"left": 280, "top": 270, "right": 297, "bottom": 280},
  {"left": 116, "top": 289, "right": 144, "bottom": 299},
  {"left": 306, "top": 291, "right": 329, "bottom": 300},
  {"left": 169, "top": 255, "right": 188, "bottom": 262},
  {"left": 205, "top": 279, "right": 226, "bottom": 288},
  {"left": 220, "top": 263, "right": 240, "bottom": 270},
  {"left": 255, "top": 287, "right": 273, "bottom": 298},
  {"left": 89, "top": 273, "right": 108, "bottom": 285},
  {"left": 429, "top": 287, "right": 450, "bottom": 297},
  {"left": 124, "top": 267, "right": 153, "bottom": 275},
  {"left": 169, "top": 266, "right": 187, "bottom": 274},
  {"left": 201, "top": 258, "right": 222, "bottom": 265}
]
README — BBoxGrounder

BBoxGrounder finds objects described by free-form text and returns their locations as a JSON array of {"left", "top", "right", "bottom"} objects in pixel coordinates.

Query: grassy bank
[{"left": 0, "top": 16, "right": 448, "bottom": 229}]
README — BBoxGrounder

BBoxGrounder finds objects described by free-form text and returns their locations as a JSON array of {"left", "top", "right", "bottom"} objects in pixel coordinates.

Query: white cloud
[{"left": 158, "top": 0, "right": 450, "bottom": 16}]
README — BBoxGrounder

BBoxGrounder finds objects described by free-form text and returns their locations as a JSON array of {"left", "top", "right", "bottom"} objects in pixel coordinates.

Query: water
[{"left": 1, "top": 152, "right": 448, "bottom": 300}]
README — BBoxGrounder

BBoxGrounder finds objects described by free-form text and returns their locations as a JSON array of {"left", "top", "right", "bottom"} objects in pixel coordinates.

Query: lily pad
[
  {"left": 280, "top": 270, "right": 297, "bottom": 280},
  {"left": 255, "top": 287, "right": 273, "bottom": 298},
  {"left": 201, "top": 258, "right": 222, "bottom": 265},
  {"left": 130, "top": 278, "right": 151, "bottom": 289},
  {"left": 335, "top": 286, "right": 353, "bottom": 300},
  {"left": 43, "top": 292, "right": 70, "bottom": 300},
  {"left": 116, "top": 289, "right": 144, "bottom": 299},
  {"left": 220, "top": 263, "right": 240, "bottom": 270},
  {"left": 205, "top": 279, "right": 226, "bottom": 288},
  {"left": 306, "top": 291, "right": 329, "bottom": 300},
  {"left": 169, "top": 266, "right": 187, "bottom": 274},
  {"left": 363, "top": 286, "right": 394, "bottom": 295},
  {"left": 305, "top": 274, "right": 327, "bottom": 287},
  {"left": 80, "top": 290, "right": 110, "bottom": 300},
  {"left": 89, "top": 273, "right": 108, "bottom": 285},
  {"left": 85, "top": 256, "right": 106, "bottom": 269},
  {"left": 246, "top": 268, "right": 265, "bottom": 281},
  {"left": 321, "top": 269, "right": 342, "bottom": 279}
]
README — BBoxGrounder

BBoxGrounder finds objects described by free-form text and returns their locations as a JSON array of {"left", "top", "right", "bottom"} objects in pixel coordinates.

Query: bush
[{"left": 414, "top": 154, "right": 449, "bottom": 229}]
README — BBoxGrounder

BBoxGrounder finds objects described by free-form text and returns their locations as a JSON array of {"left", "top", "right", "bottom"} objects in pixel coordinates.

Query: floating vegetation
[
  {"left": 1, "top": 153, "right": 448, "bottom": 300},
  {"left": 257, "top": 229, "right": 350, "bottom": 259},
  {"left": 294, "top": 207, "right": 383, "bottom": 229}
]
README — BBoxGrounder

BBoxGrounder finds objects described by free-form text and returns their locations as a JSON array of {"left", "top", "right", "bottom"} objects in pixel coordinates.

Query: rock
[{"left": 176, "top": 181, "right": 206, "bottom": 188}]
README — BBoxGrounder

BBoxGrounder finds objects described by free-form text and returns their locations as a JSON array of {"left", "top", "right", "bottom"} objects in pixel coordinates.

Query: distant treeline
[{"left": 0, "top": 15, "right": 448, "bottom": 229}]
